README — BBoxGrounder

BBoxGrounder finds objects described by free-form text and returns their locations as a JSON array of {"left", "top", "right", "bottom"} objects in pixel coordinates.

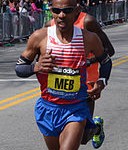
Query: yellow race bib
[{"left": 48, "top": 73, "right": 80, "bottom": 93}]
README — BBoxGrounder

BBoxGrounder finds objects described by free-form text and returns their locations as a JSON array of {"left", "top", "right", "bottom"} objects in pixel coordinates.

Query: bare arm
[
  {"left": 84, "top": 30, "right": 112, "bottom": 100},
  {"left": 21, "top": 29, "right": 44, "bottom": 61},
  {"left": 84, "top": 30, "right": 104, "bottom": 57},
  {"left": 84, "top": 14, "right": 115, "bottom": 57},
  {"left": 15, "top": 28, "right": 55, "bottom": 77}
]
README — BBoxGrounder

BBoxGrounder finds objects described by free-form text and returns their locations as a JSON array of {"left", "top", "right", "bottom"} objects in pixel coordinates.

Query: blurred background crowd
[
  {"left": 0, "top": 0, "right": 127, "bottom": 45},
  {"left": 0, "top": 0, "right": 126, "bottom": 14},
  {"left": 0, "top": 0, "right": 48, "bottom": 14},
  {"left": 81, "top": 0, "right": 125, "bottom": 7}
]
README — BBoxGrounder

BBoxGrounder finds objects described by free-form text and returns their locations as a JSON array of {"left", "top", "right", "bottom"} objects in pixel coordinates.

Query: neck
[{"left": 56, "top": 26, "right": 74, "bottom": 44}]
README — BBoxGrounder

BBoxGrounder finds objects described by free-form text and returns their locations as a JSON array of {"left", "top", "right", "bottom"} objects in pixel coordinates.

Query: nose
[{"left": 58, "top": 11, "right": 66, "bottom": 18}]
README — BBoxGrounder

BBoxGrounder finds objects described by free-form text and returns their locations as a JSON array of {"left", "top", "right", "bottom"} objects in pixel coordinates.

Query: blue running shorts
[{"left": 35, "top": 97, "right": 96, "bottom": 136}]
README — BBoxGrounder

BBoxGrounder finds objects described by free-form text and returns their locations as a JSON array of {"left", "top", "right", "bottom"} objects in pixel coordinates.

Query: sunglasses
[{"left": 51, "top": 6, "right": 77, "bottom": 14}]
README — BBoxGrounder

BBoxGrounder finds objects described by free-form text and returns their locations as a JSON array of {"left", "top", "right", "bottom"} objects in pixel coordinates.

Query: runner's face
[{"left": 51, "top": 0, "right": 78, "bottom": 32}]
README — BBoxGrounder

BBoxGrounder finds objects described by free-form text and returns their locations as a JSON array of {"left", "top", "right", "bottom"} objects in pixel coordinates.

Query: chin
[{"left": 58, "top": 26, "right": 67, "bottom": 32}]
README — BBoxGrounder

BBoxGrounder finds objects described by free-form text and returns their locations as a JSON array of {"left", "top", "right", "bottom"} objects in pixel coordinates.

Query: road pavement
[{"left": 0, "top": 23, "right": 128, "bottom": 150}]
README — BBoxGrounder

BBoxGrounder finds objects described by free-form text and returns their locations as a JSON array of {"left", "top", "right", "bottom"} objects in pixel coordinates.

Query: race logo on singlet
[{"left": 47, "top": 67, "right": 80, "bottom": 100}]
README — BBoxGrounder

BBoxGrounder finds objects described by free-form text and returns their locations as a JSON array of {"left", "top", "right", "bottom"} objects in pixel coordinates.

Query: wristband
[
  {"left": 97, "top": 78, "right": 107, "bottom": 86},
  {"left": 15, "top": 64, "right": 35, "bottom": 78},
  {"left": 15, "top": 56, "right": 35, "bottom": 78}
]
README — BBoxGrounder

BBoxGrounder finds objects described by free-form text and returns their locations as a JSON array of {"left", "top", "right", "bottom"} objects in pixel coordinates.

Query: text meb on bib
[{"left": 47, "top": 67, "right": 81, "bottom": 100}]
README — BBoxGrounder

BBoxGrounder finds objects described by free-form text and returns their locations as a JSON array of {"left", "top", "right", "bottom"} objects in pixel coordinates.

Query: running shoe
[{"left": 92, "top": 116, "right": 105, "bottom": 149}]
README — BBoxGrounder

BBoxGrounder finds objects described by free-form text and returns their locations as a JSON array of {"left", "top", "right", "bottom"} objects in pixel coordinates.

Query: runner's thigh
[
  {"left": 59, "top": 120, "right": 86, "bottom": 150},
  {"left": 44, "top": 136, "right": 59, "bottom": 150}
]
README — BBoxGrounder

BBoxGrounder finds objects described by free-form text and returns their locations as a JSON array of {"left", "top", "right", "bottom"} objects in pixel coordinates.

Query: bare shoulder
[
  {"left": 21, "top": 28, "right": 48, "bottom": 60},
  {"left": 84, "top": 13, "right": 115, "bottom": 57},
  {"left": 84, "top": 14, "right": 96, "bottom": 23},
  {"left": 84, "top": 14, "right": 102, "bottom": 32},
  {"left": 27, "top": 28, "right": 47, "bottom": 50},
  {"left": 83, "top": 29, "right": 103, "bottom": 56},
  {"left": 83, "top": 29, "right": 99, "bottom": 43},
  {"left": 29, "top": 28, "right": 47, "bottom": 44}
]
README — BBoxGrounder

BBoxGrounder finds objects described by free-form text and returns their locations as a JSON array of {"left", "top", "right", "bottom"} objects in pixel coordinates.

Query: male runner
[
  {"left": 15, "top": 0, "right": 112, "bottom": 149},
  {"left": 45, "top": 0, "right": 115, "bottom": 148}
]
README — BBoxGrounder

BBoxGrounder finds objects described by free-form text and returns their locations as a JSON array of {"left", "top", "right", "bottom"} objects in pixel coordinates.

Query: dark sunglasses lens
[
  {"left": 63, "top": 8, "right": 74, "bottom": 14},
  {"left": 52, "top": 8, "right": 61, "bottom": 14},
  {"left": 52, "top": 7, "right": 75, "bottom": 14}
]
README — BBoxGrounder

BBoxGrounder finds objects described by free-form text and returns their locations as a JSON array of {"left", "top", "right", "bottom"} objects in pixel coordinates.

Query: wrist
[
  {"left": 34, "top": 62, "right": 40, "bottom": 73},
  {"left": 97, "top": 78, "right": 107, "bottom": 87}
]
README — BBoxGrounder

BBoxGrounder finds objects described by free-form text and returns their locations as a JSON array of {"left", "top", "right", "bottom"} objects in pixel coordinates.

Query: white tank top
[{"left": 36, "top": 25, "right": 88, "bottom": 104}]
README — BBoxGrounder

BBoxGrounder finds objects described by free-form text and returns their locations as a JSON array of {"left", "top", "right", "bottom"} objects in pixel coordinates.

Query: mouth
[{"left": 58, "top": 21, "right": 66, "bottom": 28}]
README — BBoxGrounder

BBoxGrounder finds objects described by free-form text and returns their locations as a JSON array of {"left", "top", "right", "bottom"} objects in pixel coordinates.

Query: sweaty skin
[
  {"left": 15, "top": 0, "right": 112, "bottom": 149},
  {"left": 45, "top": 5, "right": 114, "bottom": 99}
]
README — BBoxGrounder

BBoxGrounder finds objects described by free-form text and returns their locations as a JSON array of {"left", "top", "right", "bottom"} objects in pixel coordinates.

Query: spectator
[
  {"left": 2, "top": 0, "right": 14, "bottom": 39},
  {"left": 9, "top": 0, "right": 19, "bottom": 12},
  {"left": 31, "top": 0, "right": 43, "bottom": 30},
  {"left": 43, "top": 0, "right": 52, "bottom": 23},
  {"left": 2, "top": 0, "right": 7, "bottom": 13},
  {"left": 35, "top": 0, "right": 43, "bottom": 9},
  {"left": 22, "top": 0, "right": 32, "bottom": 12},
  {"left": 31, "top": 0, "right": 42, "bottom": 12}
]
